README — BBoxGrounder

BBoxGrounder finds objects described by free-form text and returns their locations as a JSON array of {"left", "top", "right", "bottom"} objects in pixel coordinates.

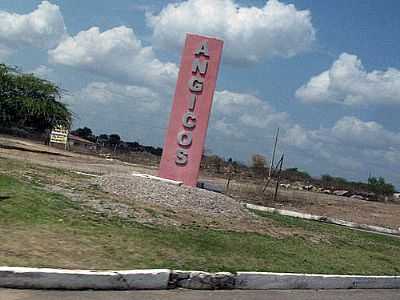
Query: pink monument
[{"left": 159, "top": 34, "right": 224, "bottom": 186}]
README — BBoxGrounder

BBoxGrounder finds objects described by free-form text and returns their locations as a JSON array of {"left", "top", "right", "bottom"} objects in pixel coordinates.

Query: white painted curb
[
  {"left": 244, "top": 203, "right": 400, "bottom": 237},
  {"left": 0, "top": 267, "right": 170, "bottom": 290},
  {"left": 0, "top": 268, "right": 399, "bottom": 290},
  {"left": 235, "top": 272, "right": 400, "bottom": 290}
]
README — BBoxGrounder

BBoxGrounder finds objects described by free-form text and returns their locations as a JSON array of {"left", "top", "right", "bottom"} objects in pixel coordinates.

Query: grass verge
[{"left": 0, "top": 174, "right": 399, "bottom": 275}]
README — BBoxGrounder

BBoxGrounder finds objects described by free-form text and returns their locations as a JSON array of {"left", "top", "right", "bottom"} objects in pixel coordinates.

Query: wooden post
[
  {"left": 225, "top": 162, "right": 234, "bottom": 195},
  {"left": 263, "top": 128, "right": 279, "bottom": 193},
  {"left": 273, "top": 153, "right": 284, "bottom": 202},
  {"left": 269, "top": 127, "right": 279, "bottom": 179}
]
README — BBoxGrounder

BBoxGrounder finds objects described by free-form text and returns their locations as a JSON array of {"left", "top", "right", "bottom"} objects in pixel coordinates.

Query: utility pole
[
  {"left": 273, "top": 153, "right": 285, "bottom": 202},
  {"left": 269, "top": 128, "right": 279, "bottom": 177},
  {"left": 262, "top": 127, "right": 280, "bottom": 193}
]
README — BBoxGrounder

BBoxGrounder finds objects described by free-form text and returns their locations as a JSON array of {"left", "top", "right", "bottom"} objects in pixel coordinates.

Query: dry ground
[
  {"left": 224, "top": 180, "right": 400, "bottom": 230},
  {"left": 1, "top": 134, "right": 399, "bottom": 232},
  {"left": 0, "top": 135, "right": 314, "bottom": 239},
  {"left": 1, "top": 135, "right": 400, "bottom": 274}
]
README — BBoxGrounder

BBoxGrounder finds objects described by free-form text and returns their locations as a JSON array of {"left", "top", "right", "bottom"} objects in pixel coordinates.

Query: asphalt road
[{"left": 0, "top": 289, "right": 399, "bottom": 300}]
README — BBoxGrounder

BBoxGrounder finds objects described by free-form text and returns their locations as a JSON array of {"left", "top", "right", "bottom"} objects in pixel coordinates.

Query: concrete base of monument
[
  {"left": 131, "top": 172, "right": 183, "bottom": 186},
  {"left": 0, "top": 267, "right": 399, "bottom": 290}
]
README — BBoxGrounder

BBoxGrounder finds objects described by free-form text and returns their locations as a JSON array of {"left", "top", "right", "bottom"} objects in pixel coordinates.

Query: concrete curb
[
  {"left": 0, "top": 267, "right": 170, "bottom": 290},
  {"left": 244, "top": 203, "right": 400, "bottom": 237},
  {"left": 235, "top": 272, "right": 400, "bottom": 289},
  {"left": 0, "top": 268, "right": 399, "bottom": 290}
]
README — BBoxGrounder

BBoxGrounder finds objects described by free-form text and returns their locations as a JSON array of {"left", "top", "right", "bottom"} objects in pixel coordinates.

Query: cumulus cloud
[
  {"left": 0, "top": 45, "right": 11, "bottom": 60},
  {"left": 66, "top": 81, "right": 162, "bottom": 112},
  {"left": 64, "top": 81, "right": 168, "bottom": 145},
  {"left": 281, "top": 116, "right": 400, "bottom": 180},
  {"left": 282, "top": 124, "right": 311, "bottom": 149},
  {"left": 29, "top": 65, "right": 54, "bottom": 79},
  {"left": 284, "top": 116, "right": 400, "bottom": 152},
  {"left": 331, "top": 116, "right": 400, "bottom": 148},
  {"left": 296, "top": 53, "right": 400, "bottom": 105},
  {"left": 211, "top": 90, "right": 289, "bottom": 137},
  {"left": 49, "top": 26, "right": 178, "bottom": 91},
  {"left": 208, "top": 92, "right": 400, "bottom": 184},
  {"left": 147, "top": 0, "right": 315, "bottom": 64},
  {"left": 0, "top": 1, "right": 66, "bottom": 53}
]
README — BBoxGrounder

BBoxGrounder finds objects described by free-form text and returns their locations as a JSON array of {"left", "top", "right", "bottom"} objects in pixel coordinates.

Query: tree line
[{"left": 71, "top": 126, "right": 163, "bottom": 156}]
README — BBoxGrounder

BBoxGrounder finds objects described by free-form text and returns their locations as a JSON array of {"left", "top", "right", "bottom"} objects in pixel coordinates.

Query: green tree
[
  {"left": 0, "top": 64, "right": 71, "bottom": 132},
  {"left": 284, "top": 168, "right": 311, "bottom": 181},
  {"left": 97, "top": 134, "right": 109, "bottom": 144},
  {"left": 367, "top": 176, "right": 395, "bottom": 196},
  {"left": 109, "top": 134, "right": 121, "bottom": 147},
  {"left": 72, "top": 127, "right": 96, "bottom": 142}
]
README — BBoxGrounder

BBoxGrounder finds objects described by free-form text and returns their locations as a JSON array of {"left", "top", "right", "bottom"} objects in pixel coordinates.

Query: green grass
[{"left": 0, "top": 174, "right": 399, "bottom": 275}]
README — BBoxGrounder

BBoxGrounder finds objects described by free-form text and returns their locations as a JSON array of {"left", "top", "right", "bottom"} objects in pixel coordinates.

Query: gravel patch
[
  {"left": 94, "top": 174, "right": 323, "bottom": 238},
  {"left": 96, "top": 174, "right": 249, "bottom": 221}
]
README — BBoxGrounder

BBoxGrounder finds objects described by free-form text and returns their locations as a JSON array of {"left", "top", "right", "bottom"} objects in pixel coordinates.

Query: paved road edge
[{"left": 0, "top": 268, "right": 399, "bottom": 290}]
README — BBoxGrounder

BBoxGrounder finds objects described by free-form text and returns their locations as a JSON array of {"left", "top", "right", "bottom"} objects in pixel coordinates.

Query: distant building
[
  {"left": 68, "top": 134, "right": 96, "bottom": 151},
  {"left": 393, "top": 193, "right": 400, "bottom": 199}
]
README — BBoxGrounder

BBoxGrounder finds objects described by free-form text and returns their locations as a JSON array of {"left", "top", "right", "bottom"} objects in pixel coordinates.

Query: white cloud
[
  {"left": 147, "top": 0, "right": 315, "bottom": 64},
  {"left": 331, "top": 116, "right": 400, "bottom": 148},
  {"left": 0, "top": 1, "right": 66, "bottom": 53},
  {"left": 212, "top": 90, "right": 289, "bottom": 137},
  {"left": 0, "top": 45, "right": 11, "bottom": 60},
  {"left": 29, "top": 65, "right": 54, "bottom": 79},
  {"left": 65, "top": 81, "right": 168, "bottom": 145},
  {"left": 296, "top": 53, "right": 400, "bottom": 105},
  {"left": 49, "top": 26, "right": 178, "bottom": 91},
  {"left": 66, "top": 81, "right": 162, "bottom": 112},
  {"left": 284, "top": 116, "right": 400, "bottom": 152},
  {"left": 208, "top": 92, "right": 400, "bottom": 183},
  {"left": 282, "top": 124, "right": 311, "bottom": 149},
  {"left": 281, "top": 116, "right": 400, "bottom": 181}
]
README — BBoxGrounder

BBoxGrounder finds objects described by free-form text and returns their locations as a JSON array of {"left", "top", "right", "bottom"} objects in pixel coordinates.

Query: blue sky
[{"left": 1, "top": 0, "right": 400, "bottom": 187}]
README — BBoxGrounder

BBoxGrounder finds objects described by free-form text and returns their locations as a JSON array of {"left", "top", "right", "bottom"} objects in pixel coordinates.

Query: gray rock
[{"left": 170, "top": 271, "right": 235, "bottom": 289}]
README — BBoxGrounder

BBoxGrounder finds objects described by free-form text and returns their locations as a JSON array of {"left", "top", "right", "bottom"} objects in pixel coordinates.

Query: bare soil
[
  {"left": 223, "top": 180, "right": 400, "bottom": 230},
  {"left": 1, "top": 134, "right": 399, "bottom": 231}
]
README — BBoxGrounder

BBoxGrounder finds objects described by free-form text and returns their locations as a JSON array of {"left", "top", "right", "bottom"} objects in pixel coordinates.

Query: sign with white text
[
  {"left": 159, "top": 34, "right": 223, "bottom": 186},
  {"left": 50, "top": 126, "right": 68, "bottom": 144}
]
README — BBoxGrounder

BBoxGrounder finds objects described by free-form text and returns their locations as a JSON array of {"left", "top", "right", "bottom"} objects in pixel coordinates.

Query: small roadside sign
[{"left": 50, "top": 126, "right": 68, "bottom": 145}]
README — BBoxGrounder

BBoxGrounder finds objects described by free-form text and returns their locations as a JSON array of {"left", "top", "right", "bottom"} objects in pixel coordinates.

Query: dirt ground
[
  {"left": 1, "top": 134, "right": 399, "bottom": 231},
  {"left": 223, "top": 181, "right": 400, "bottom": 230}
]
